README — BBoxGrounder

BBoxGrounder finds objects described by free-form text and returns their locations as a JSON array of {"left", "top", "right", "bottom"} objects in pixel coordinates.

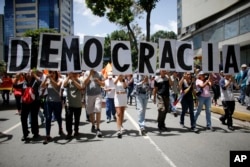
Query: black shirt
[{"left": 154, "top": 76, "right": 170, "bottom": 97}]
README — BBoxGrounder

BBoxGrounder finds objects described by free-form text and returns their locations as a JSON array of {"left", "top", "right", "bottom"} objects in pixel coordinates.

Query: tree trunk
[
  {"left": 127, "top": 24, "right": 138, "bottom": 54},
  {"left": 146, "top": 9, "right": 152, "bottom": 42}
]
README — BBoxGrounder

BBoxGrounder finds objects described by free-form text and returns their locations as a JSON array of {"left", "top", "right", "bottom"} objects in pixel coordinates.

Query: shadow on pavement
[{"left": 0, "top": 132, "right": 13, "bottom": 143}]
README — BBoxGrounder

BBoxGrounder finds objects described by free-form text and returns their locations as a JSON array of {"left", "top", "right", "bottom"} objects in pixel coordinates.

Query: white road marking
[
  {"left": 125, "top": 111, "right": 177, "bottom": 167},
  {"left": 2, "top": 122, "right": 21, "bottom": 134}
]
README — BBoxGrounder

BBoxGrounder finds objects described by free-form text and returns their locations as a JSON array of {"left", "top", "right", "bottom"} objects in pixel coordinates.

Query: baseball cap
[
  {"left": 198, "top": 71, "right": 204, "bottom": 76},
  {"left": 241, "top": 64, "right": 247, "bottom": 68}
]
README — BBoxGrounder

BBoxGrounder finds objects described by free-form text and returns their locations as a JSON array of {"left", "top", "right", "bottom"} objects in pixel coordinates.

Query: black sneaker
[
  {"left": 32, "top": 134, "right": 40, "bottom": 139},
  {"left": 247, "top": 106, "right": 250, "bottom": 110},
  {"left": 173, "top": 112, "right": 178, "bottom": 117},
  {"left": 158, "top": 126, "right": 168, "bottom": 131},
  {"left": 228, "top": 126, "right": 235, "bottom": 131},
  {"left": 96, "top": 129, "right": 102, "bottom": 138},
  {"left": 21, "top": 136, "right": 29, "bottom": 141},
  {"left": 140, "top": 128, "right": 147, "bottom": 136},
  {"left": 73, "top": 131, "right": 79, "bottom": 137},
  {"left": 43, "top": 136, "right": 52, "bottom": 144},
  {"left": 117, "top": 130, "right": 122, "bottom": 139},
  {"left": 191, "top": 127, "right": 199, "bottom": 133},
  {"left": 91, "top": 125, "right": 96, "bottom": 133},
  {"left": 66, "top": 134, "right": 72, "bottom": 139}
]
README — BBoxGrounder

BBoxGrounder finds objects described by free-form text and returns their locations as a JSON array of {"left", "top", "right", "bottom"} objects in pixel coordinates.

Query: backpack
[{"left": 22, "top": 81, "right": 36, "bottom": 104}]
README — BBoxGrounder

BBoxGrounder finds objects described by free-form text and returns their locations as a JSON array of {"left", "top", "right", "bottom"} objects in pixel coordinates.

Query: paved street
[{"left": 1, "top": 97, "right": 250, "bottom": 167}]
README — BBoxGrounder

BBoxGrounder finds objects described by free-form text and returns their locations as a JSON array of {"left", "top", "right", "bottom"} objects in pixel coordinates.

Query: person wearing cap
[
  {"left": 104, "top": 72, "right": 116, "bottom": 123},
  {"left": 194, "top": 71, "right": 213, "bottom": 131},
  {"left": 219, "top": 73, "right": 239, "bottom": 130},
  {"left": 235, "top": 64, "right": 248, "bottom": 105}
]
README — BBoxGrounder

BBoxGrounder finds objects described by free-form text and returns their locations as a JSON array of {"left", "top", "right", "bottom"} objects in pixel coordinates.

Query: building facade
[
  {"left": 3, "top": 0, "right": 74, "bottom": 62},
  {"left": 177, "top": 0, "right": 250, "bottom": 68}
]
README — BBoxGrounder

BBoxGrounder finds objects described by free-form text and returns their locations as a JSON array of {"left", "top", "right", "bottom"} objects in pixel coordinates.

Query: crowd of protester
[{"left": 0, "top": 63, "right": 250, "bottom": 143}]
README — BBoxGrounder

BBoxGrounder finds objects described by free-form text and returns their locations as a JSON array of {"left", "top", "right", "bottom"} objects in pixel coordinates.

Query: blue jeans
[
  {"left": 127, "top": 86, "right": 134, "bottom": 104},
  {"left": 170, "top": 93, "right": 177, "bottom": 112},
  {"left": 180, "top": 97, "right": 195, "bottom": 128},
  {"left": 239, "top": 86, "right": 246, "bottom": 104},
  {"left": 195, "top": 96, "right": 211, "bottom": 128},
  {"left": 136, "top": 93, "right": 148, "bottom": 128},
  {"left": 44, "top": 101, "right": 63, "bottom": 136},
  {"left": 106, "top": 98, "right": 115, "bottom": 119}
]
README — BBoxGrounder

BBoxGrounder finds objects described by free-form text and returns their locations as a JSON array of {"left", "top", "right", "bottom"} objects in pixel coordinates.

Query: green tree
[
  {"left": 104, "top": 30, "right": 138, "bottom": 69},
  {"left": 0, "top": 60, "right": 6, "bottom": 74},
  {"left": 22, "top": 28, "right": 57, "bottom": 68},
  {"left": 150, "top": 30, "right": 177, "bottom": 43},
  {"left": 86, "top": 0, "right": 142, "bottom": 67}
]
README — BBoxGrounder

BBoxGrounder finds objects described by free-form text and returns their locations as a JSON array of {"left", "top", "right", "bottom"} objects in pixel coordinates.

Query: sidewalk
[{"left": 210, "top": 98, "right": 250, "bottom": 122}]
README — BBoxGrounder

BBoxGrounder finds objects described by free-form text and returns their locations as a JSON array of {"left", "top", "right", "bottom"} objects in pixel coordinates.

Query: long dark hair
[{"left": 49, "top": 71, "right": 59, "bottom": 82}]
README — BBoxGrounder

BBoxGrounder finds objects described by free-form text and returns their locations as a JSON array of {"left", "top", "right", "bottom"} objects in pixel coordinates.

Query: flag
[{"left": 173, "top": 93, "right": 184, "bottom": 106}]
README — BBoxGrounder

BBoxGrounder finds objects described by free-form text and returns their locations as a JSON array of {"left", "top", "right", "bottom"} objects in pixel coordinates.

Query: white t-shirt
[{"left": 104, "top": 78, "right": 115, "bottom": 98}]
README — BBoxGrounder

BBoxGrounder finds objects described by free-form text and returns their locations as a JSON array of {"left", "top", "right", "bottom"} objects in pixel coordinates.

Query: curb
[{"left": 211, "top": 106, "right": 250, "bottom": 122}]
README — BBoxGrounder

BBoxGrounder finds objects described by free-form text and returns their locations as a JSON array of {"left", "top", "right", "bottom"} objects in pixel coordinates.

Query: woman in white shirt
[{"left": 114, "top": 75, "right": 127, "bottom": 138}]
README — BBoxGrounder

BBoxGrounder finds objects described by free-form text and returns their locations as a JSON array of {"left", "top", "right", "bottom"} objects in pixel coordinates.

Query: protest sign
[
  {"left": 111, "top": 41, "right": 132, "bottom": 75},
  {"left": 7, "top": 37, "right": 31, "bottom": 73}
]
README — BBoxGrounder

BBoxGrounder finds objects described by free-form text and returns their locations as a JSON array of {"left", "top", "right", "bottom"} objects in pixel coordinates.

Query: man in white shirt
[{"left": 104, "top": 72, "right": 116, "bottom": 123}]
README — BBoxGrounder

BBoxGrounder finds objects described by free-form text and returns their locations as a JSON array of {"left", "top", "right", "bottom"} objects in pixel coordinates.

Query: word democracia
[{"left": 7, "top": 33, "right": 240, "bottom": 74}]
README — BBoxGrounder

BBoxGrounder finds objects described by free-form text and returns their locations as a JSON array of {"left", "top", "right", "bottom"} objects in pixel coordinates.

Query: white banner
[
  {"left": 7, "top": 35, "right": 242, "bottom": 74},
  {"left": 38, "top": 33, "right": 63, "bottom": 71},
  {"left": 175, "top": 41, "right": 193, "bottom": 72},
  {"left": 138, "top": 41, "right": 157, "bottom": 75},
  {"left": 82, "top": 36, "right": 104, "bottom": 72},
  {"left": 111, "top": 41, "right": 132, "bottom": 75},
  {"left": 158, "top": 39, "right": 176, "bottom": 71},
  {"left": 7, "top": 37, "right": 31, "bottom": 73},
  {"left": 202, "top": 42, "right": 220, "bottom": 73},
  {"left": 61, "top": 36, "right": 81, "bottom": 73}
]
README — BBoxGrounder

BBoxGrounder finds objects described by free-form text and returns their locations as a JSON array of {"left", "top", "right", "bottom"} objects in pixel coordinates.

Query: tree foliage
[
  {"left": 22, "top": 28, "right": 57, "bottom": 68},
  {"left": 150, "top": 30, "right": 177, "bottom": 43},
  {"left": 86, "top": 0, "right": 143, "bottom": 67},
  {"left": 104, "top": 30, "right": 138, "bottom": 69},
  {"left": 0, "top": 60, "right": 6, "bottom": 74}
]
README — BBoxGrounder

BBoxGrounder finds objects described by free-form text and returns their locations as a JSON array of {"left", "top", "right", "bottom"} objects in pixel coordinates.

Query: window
[
  {"left": 16, "top": 6, "right": 35, "bottom": 11},
  {"left": 16, "top": 14, "right": 35, "bottom": 18},
  {"left": 193, "top": 33, "right": 202, "bottom": 49},
  {"left": 224, "top": 17, "right": 239, "bottom": 39},
  {"left": 16, "top": 21, "right": 36, "bottom": 26},
  {"left": 240, "top": 13, "right": 250, "bottom": 35}
]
